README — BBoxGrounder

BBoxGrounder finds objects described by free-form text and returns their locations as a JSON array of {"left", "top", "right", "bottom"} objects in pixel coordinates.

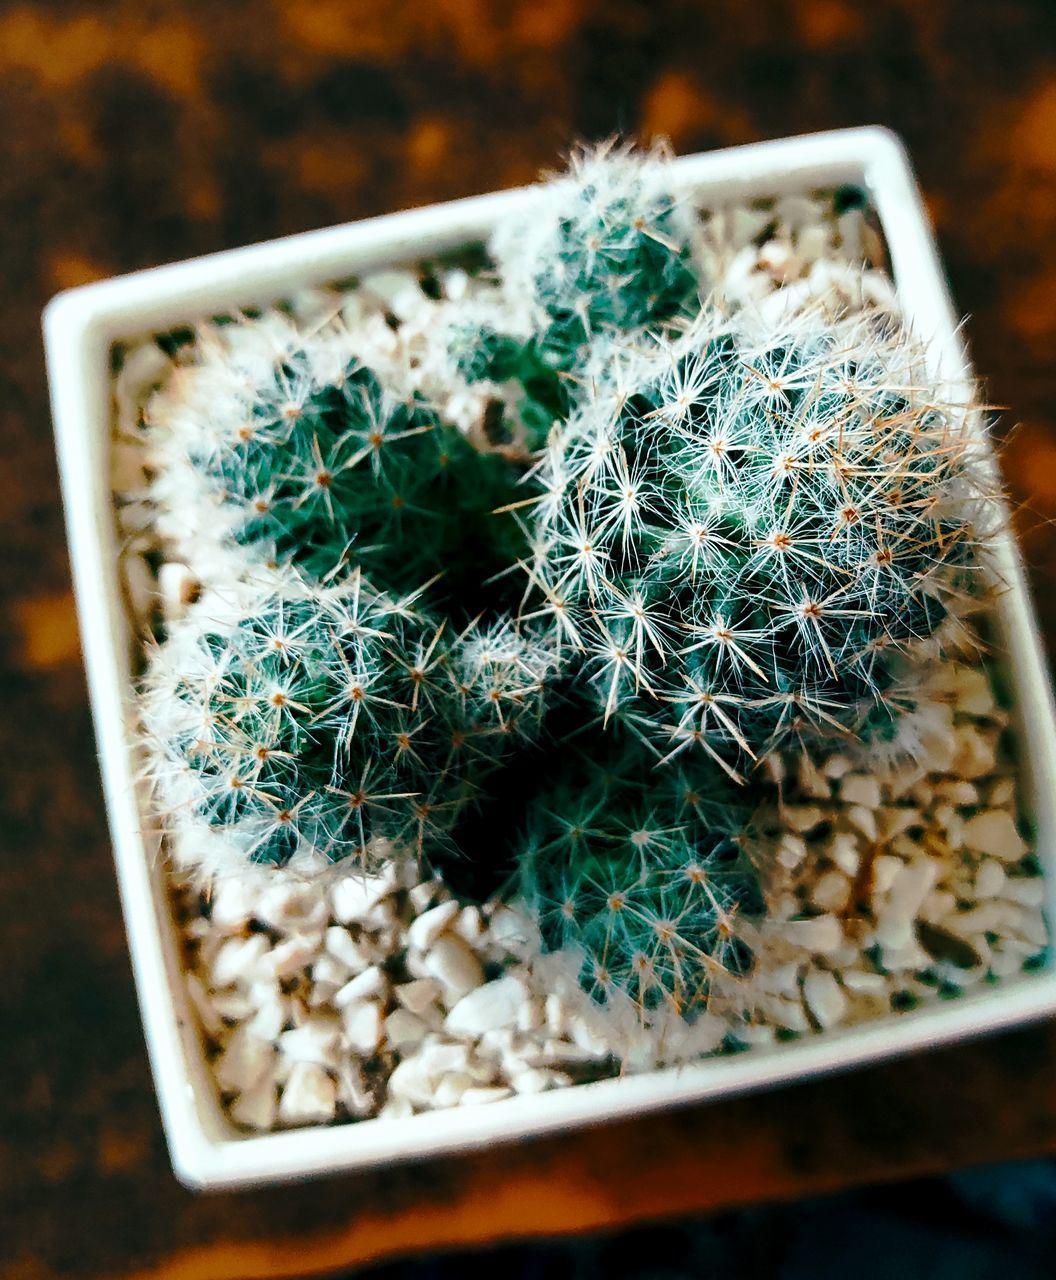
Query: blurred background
[{"left": 5, "top": 2, "right": 1056, "bottom": 1276}]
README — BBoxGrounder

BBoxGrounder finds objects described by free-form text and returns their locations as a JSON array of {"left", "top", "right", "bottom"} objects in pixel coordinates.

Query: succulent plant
[
  {"left": 516, "top": 734, "right": 762, "bottom": 1014},
  {"left": 494, "top": 139, "right": 701, "bottom": 366},
  {"left": 449, "top": 141, "right": 702, "bottom": 451},
  {"left": 526, "top": 307, "right": 993, "bottom": 775},
  {"left": 447, "top": 321, "right": 573, "bottom": 454},
  {"left": 146, "top": 314, "right": 529, "bottom": 613},
  {"left": 140, "top": 569, "right": 556, "bottom": 881}
]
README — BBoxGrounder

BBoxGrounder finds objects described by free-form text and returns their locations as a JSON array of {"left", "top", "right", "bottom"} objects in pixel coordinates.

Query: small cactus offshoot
[
  {"left": 450, "top": 141, "right": 702, "bottom": 450},
  {"left": 493, "top": 139, "right": 701, "bottom": 367},
  {"left": 526, "top": 307, "right": 993, "bottom": 775},
  {"left": 516, "top": 736, "right": 762, "bottom": 1014}
]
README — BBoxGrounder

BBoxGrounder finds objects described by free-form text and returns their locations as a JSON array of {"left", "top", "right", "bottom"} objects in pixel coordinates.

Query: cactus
[
  {"left": 447, "top": 320, "right": 573, "bottom": 454},
  {"left": 516, "top": 734, "right": 762, "bottom": 1014},
  {"left": 494, "top": 139, "right": 701, "bottom": 367},
  {"left": 146, "top": 314, "right": 529, "bottom": 611},
  {"left": 136, "top": 140, "right": 1000, "bottom": 1053},
  {"left": 526, "top": 307, "right": 993, "bottom": 775},
  {"left": 140, "top": 569, "right": 556, "bottom": 880},
  {"left": 449, "top": 141, "right": 702, "bottom": 450}
]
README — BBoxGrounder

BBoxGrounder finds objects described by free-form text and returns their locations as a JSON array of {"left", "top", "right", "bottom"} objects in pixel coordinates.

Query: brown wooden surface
[{"left": 5, "top": 2, "right": 1056, "bottom": 1276}]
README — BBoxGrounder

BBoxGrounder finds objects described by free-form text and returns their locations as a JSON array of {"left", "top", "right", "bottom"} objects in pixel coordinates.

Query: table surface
[{"left": 5, "top": 2, "right": 1056, "bottom": 1276}]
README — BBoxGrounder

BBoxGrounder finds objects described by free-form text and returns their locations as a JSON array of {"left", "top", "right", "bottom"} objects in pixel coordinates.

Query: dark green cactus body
[
  {"left": 533, "top": 169, "right": 698, "bottom": 366},
  {"left": 530, "top": 312, "right": 987, "bottom": 773},
  {"left": 450, "top": 143, "right": 702, "bottom": 452},
  {"left": 142, "top": 572, "right": 555, "bottom": 875},
  {"left": 173, "top": 344, "right": 529, "bottom": 611},
  {"left": 517, "top": 737, "right": 762, "bottom": 1014}
]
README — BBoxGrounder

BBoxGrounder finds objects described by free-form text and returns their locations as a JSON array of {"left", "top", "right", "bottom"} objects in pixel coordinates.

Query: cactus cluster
[
  {"left": 138, "top": 141, "right": 996, "bottom": 1021},
  {"left": 524, "top": 308, "right": 990, "bottom": 779}
]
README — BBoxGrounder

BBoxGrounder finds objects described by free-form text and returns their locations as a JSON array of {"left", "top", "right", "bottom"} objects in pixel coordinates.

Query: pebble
[
  {"left": 822, "top": 754, "right": 852, "bottom": 780},
  {"left": 385, "top": 1009, "right": 430, "bottom": 1051},
  {"left": 342, "top": 1001, "right": 386, "bottom": 1055},
  {"left": 432, "top": 1072, "right": 476, "bottom": 1108},
  {"left": 988, "top": 778, "right": 1016, "bottom": 807},
  {"left": 845, "top": 805, "right": 878, "bottom": 841},
  {"left": 214, "top": 1027, "right": 274, "bottom": 1093},
  {"left": 157, "top": 561, "right": 200, "bottom": 620},
  {"left": 379, "top": 1096, "right": 415, "bottom": 1120},
  {"left": 212, "top": 934, "right": 269, "bottom": 988},
  {"left": 803, "top": 969, "right": 848, "bottom": 1028},
  {"left": 407, "top": 900, "right": 461, "bottom": 951},
  {"left": 962, "top": 811, "right": 1028, "bottom": 862},
  {"left": 246, "top": 985, "right": 287, "bottom": 1041},
  {"left": 423, "top": 933, "right": 486, "bottom": 1000},
  {"left": 511, "top": 1067, "right": 565, "bottom": 1095},
  {"left": 336, "top": 1062, "right": 376, "bottom": 1116},
  {"left": 278, "top": 1017, "right": 341, "bottom": 1068},
  {"left": 783, "top": 805, "right": 827, "bottom": 834},
  {"left": 208, "top": 990, "right": 255, "bottom": 1021},
  {"left": 324, "top": 926, "right": 372, "bottom": 973},
  {"left": 453, "top": 905, "right": 487, "bottom": 945},
  {"left": 842, "top": 970, "right": 887, "bottom": 995},
  {"left": 394, "top": 977, "right": 443, "bottom": 1016},
  {"left": 256, "top": 883, "right": 329, "bottom": 936},
  {"left": 841, "top": 774, "right": 882, "bottom": 810},
  {"left": 974, "top": 860, "right": 1006, "bottom": 899},
  {"left": 230, "top": 1073, "right": 278, "bottom": 1130},
  {"left": 952, "top": 726, "right": 998, "bottom": 780},
  {"left": 409, "top": 879, "right": 444, "bottom": 914},
  {"left": 267, "top": 935, "right": 320, "bottom": 979},
  {"left": 446, "top": 975, "right": 526, "bottom": 1036},
  {"left": 333, "top": 965, "right": 388, "bottom": 1008},
  {"left": 417, "top": 1039, "right": 472, "bottom": 1077},
  {"left": 279, "top": 1062, "right": 337, "bottom": 1125},
  {"left": 798, "top": 754, "right": 832, "bottom": 799},
  {"left": 811, "top": 869, "right": 851, "bottom": 913},
  {"left": 827, "top": 832, "right": 860, "bottom": 877},
  {"left": 758, "top": 994, "right": 811, "bottom": 1033},
  {"left": 207, "top": 878, "right": 256, "bottom": 933},
  {"left": 311, "top": 954, "right": 351, "bottom": 991},
  {"left": 779, "top": 915, "right": 844, "bottom": 955},
  {"left": 936, "top": 780, "right": 979, "bottom": 808},
  {"left": 387, "top": 1057, "right": 434, "bottom": 1108},
  {"left": 777, "top": 833, "right": 808, "bottom": 870},
  {"left": 330, "top": 872, "right": 394, "bottom": 925}
]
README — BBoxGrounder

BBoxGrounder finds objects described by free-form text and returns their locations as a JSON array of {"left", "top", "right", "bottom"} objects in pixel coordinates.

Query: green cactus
[
  {"left": 516, "top": 734, "right": 762, "bottom": 1014},
  {"left": 449, "top": 141, "right": 702, "bottom": 451},
  {"left": 526, "top": 308, "right": 992, "bottom": 775},
  {"left": 140, "top": 569, "right": 555, "bottom": 879},
  {"left": 447, "top": 322, "right": 573, "bottom": 454},
  {"left": 146, "top": 317, "right": 529, "bottom": 613}
]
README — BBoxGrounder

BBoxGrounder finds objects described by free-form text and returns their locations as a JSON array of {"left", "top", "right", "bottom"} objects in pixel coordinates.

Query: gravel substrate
[{"left": 111, "top": 182, "right": 1048, "bottom": 1133}]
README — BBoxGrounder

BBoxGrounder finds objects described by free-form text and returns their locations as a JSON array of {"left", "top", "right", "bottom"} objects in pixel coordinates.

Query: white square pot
[{"left": 44, "top": 127, "right": 1056, "bottom": 1190}]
